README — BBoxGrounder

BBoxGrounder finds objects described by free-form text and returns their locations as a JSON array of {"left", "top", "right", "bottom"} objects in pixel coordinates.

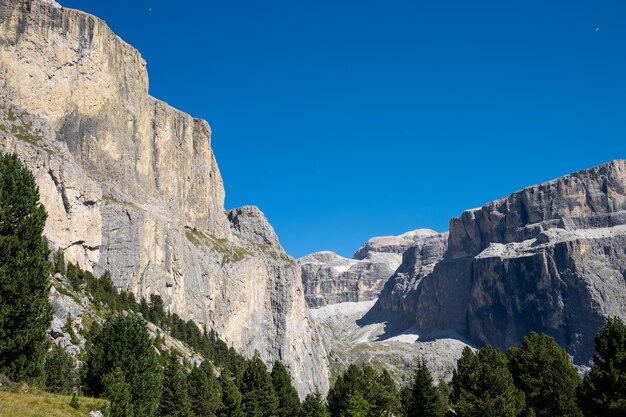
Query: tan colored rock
[{"left": 0, "top": 0, "right": 328, "bottom": 396}]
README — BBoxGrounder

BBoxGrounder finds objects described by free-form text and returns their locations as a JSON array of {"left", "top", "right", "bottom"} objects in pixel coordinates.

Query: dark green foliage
[
  {"left": 300, "top": 391, "right": 330, "bottom": 417},
  {"left": 371, "top": 369, "right": 403, "bottom": 417},
  {"left": 327, "top": 364, "right": 363, "bottom": 416},
  {"left": 271, "top": 361, "right": 301, "bottom": 417},
  {"left": 240, "top": 353, "right": 279, "bottom": 417},
  {"left": 44, "top": 344, "right": 77, "bottom": 394},
  {"left": 70, "top": 392, "right": 81, "bottom": 409},
  {"left": 149, "top": 294, "right": 167, "bottom": 325},
  {"left": 52, "top": 249, "right": 66, "bottom": 276},
  {"left": 327, "top": 364, "right": 402, "bottom": 417},
  {"left": 343, "top": 390, "right": 371, "bottom": 417},
  {"left": 403, "top": 359, "right": 446, "bottom": 417},
  {"left": 159, "top": 352, "right": 193, "bottom": 417},
  {"left": 578, "top": 317, "right": 626, "bottom": 417},
  {"left": 189, "top": 361, "right": 222, "bottom": 417},
  {"left": 451, "top": 346, "right": 525, "bottom": 417},
  {"left": 219, "top": 370, "right": 245, "bottom": 417},
  {"left": 139, "top": 300, "right": 245, "bottom": 378},
  {"left": 63, "top": 314, "right": 79, "bottom": 345},
  {"left": 507, "top": 332, "right": 582, "bottom": 417},
  {"left": 436, "top": 380, "right": 451, "bottom": 411},
  {"left": 0, "top": 153, "right": 52, "bottom": 380},
  {"left": 66, "top": 264, "right": 122, "bottom": 310},
  {"left": 140, "top": 297, "right": 150, "bottom": 318},
  {"left": 103, "top": 367, "right": 134, "bottom": 417},
  {"left": 84, "top": 313, "right": 163, "bottom": 417}
]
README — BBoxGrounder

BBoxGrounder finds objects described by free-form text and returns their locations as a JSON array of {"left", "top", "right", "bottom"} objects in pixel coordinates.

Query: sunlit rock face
[
  {"left": 376, "top": 160, "right": 626, "bottom": 363},
  {"left": 0, "top": 0, "right": 328, "bottom": 396}
]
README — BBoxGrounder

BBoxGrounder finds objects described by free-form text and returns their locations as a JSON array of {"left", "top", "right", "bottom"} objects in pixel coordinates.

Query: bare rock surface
[
  {"left": 0, "top": 0, "right": 327, "bottom": 396},
  {"left": 377, "top": 160, "right": 626, "bottom": 363},
  {"left": 299, "top": 229, "right": 441, "bottom": 307},
  {"left": 310, "top": 299, "right": 469, "bottom": 384}
]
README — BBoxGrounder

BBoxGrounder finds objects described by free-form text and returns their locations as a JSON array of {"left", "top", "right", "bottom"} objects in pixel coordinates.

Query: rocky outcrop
[
  {"left": 377, "top": 160, "right": 626, "bottom": 363},
  {"left": 375, "top": 232, "right": 448, "bottom": 316},
  {"left": 0, "top": 0, "right": 327, "bottom": 395},
  {"left": 299, "top": 229, "right": 441, "bottom": 307}
]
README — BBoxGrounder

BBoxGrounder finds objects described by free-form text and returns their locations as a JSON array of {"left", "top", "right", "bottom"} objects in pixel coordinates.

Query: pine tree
[
  {"left": 343, "top": 390, "right": 371, "bottom": 417},
  {"left": 578, "top": 317, "right": 626, "bottom": 417},
  {"left": 404, "top": 359, "right": 446, "bottom": 417},
  {"left": 327, "top": 364, "right": 364, "bottom": 416},
  {"left": 300, "top": 391, "right": 330, "bottom": 417},
  {"left": 451, "top": 346, "right": 525, "bottom": 417},
  {"left": 189, "top": 360, "right": 222, "bottom": 417},
  {"left": 103, "top": 367, "right": 134, "bottom": 417},
  {"left": 219, "top": 369, "right": 245, "bottom": 417},
  {"left": 0, "top": 153, "right": 52, "bottom": 380},
  {"left": 241, "top": 353, "right": 279, "bottom": 417},
  {"left": 327, "top": 364, "right": 403, "bottom": 417},
  {"left": 44, "top": 344, "right": 77, "bottom": 394},
  {"left": 84, "top": 313, "right": 163, "bottom": 417},
  {"left": 271, "top": 361, "right": 301, "bottom": 417},
  {"left": 507, "top": 332, "right": 582, "bottom": 417},
  {"left": 159, "top": 352, "right": 193, "bottom": 417},
  {"left": 369, "top": 369, "right": 403, "bottom": 417}
]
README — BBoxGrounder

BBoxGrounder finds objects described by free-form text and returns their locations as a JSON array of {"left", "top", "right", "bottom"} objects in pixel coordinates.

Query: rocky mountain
[
  {"left": 300, "top": 230, "right": 464, "bottom": 385},
  {"left": 376, "top": 160, "right": 626, "bottom": 363},
  {"left": 299, "top": 229, "right": 442, "bottom": 307},
  {"left": 0, "top": 0, "right": 327, "bottom": 396}
]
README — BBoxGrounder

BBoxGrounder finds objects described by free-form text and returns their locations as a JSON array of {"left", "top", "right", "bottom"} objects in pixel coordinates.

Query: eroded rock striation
[
  {"left": 377, "top": 160, "right": 626, "bottom": 363},
  {"left": 299, "top": 229, "right": 442, "bottom": 307},
  {"left": 0, "top": 0, "right": 327, "bottom": 395}
]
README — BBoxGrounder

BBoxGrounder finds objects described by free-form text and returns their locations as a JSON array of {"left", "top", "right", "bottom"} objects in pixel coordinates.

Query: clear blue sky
[{"left": 60, "top": 0, "right": 626, "bottom": 258}]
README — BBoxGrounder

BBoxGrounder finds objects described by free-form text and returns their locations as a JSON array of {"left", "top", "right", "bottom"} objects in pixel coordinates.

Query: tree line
[{"left": 2, "top": 151, "right": 626, "bottom": 417}]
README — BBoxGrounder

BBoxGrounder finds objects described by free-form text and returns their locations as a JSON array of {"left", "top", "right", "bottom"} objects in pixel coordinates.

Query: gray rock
[
  {"left": 228, "top": 206, "right": 282, "bottom": 250},
  {"left": 377, "top": 160, "right": 626, "bottom": 363},
  {"left": 299, "top": 230, "right": 440, "bottom": 308},
  {"left": 0, "top": 0, "right": 328, "bottom": 396}
]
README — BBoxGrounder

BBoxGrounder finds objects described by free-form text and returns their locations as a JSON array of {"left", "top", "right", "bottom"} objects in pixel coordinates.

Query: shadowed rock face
[
  {"left": 377, "top": 160, "right": 626, "bottom": 363},
  {"left": 0, "top": 0, "right": 328, "bottom": 396},
  {"left": 299, "top": 230, "right": 444, "bottom": 308}
]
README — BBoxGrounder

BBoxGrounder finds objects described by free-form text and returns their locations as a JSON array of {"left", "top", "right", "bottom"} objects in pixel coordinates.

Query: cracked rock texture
[
  {"left": 376, "top": 160, "right": 626, "bottom": 363},
  {"left": 0, "top": 0, "right": 327, "bottom": 396},
  {"left": 299, "top": 229, "right": 441, "bottom": 307}
]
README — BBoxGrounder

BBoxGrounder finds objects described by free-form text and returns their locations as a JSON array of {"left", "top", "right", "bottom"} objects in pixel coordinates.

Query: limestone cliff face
[
  {"left": 0, "top": 0, "right": 328, "bottom": 395},
  {"left": 299, "top": 230, "right": 440, "bottom": 308},
  {"left": 377, "top": 160, "right": 626, "bottom": 362}
]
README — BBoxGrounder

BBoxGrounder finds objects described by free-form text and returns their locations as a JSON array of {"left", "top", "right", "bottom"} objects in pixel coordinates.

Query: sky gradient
[{"left": 60, "top": 0, "right": 626, "bottom": 258}]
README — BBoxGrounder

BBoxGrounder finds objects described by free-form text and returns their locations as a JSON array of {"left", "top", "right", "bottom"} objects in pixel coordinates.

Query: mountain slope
[{"left": 0, "top": 0, "right": 327, "bottom": 395}]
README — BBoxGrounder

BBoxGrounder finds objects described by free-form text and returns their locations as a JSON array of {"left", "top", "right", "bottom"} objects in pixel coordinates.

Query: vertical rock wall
[{"left": 0, "top": 0, "right": 328, "bottom": 396}]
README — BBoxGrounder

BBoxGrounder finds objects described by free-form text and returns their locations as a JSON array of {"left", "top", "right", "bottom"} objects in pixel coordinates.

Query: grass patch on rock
[{"left": 185, "top": 228, "right": 251, "bottom": 264}]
